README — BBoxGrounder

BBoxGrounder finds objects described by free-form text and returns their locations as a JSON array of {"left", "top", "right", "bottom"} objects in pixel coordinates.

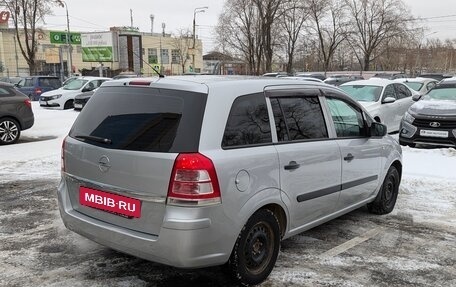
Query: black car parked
[
  {"left": 0, "top": 83, "right": 34, "bottom": 145},
  {"left": 73, "top": 90, "right": 95, "bottom": 110}
]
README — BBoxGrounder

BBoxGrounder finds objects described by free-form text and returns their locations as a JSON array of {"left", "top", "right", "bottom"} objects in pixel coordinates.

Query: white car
[
  {"left": 394, "top": 77, "right": 438, "bottom": 96},
  {"left": 340, "top": 78, "right": 419, "bottom": 133},
  {"left": 39, "top": 76, "right": 111, "bottom": 109}
]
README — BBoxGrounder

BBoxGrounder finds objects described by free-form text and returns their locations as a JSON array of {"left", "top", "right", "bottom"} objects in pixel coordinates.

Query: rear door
[
  {"left": 324, "top": 93, "right": 383, "bottom": 210},
  {"left": 64, "top": 86, "right": 207, "bottom": 235},
  {"left": 381, "top": 84, "right": 398, "bottom": 130},
  {"left": 394, "top": 83, "right": 414, "bottom": 130},
  {"left": 267, "top": 89, "right": 342, "bottom": 231}
]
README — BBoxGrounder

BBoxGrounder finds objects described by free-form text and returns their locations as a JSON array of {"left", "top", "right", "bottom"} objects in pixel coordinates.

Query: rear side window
[
  {"left": 222, "top": 93, "right": 272, "bottom": 148},
  {"left": 48, "top": 78, "right": 62, "bottom": 89},
  {"left": 271, "top": 96, "right": 328, "bottom": 142},
  {"left": 0, "top": 87, "right": 14, "bottom": 97},
  {"left": 394, "top": 83, "right": 412, "bottom": 99},
  {"left": 69, "top": 86, "right": 207, "bottom": 153}
]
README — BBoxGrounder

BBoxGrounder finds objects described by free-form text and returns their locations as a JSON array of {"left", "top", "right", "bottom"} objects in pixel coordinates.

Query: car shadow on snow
[
  {"left": 83, "top": 249, "right": 238, "bottom": 287},
  {"left": 17, "top": 135, "right": 58, "bottom": 144}
]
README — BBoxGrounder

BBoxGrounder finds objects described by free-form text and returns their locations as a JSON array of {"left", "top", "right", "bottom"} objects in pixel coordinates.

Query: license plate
[
  {"left": 79, "top": 186, "right": 141, "bottom": 218},
  {"left": 420, "top": 129, "right": 449, "bottom": 138},
  {"left": 39, "top": 100, "right": 47, "bottom": 105},
  {"left": 74, "top": 103, "right": 82, "bottom": 108}
]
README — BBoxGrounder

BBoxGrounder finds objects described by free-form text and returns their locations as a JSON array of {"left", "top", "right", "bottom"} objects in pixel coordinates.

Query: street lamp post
[
  {"left": 62, "top": 1, "right": 72, "bottom": 78},
  {"left": 192, "top": 6, "right": 208, "bottom": 72}
]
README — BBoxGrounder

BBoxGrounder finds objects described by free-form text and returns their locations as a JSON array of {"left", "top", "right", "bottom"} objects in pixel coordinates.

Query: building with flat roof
[{"left": 0, "top": 24, "right": 203, "bottom": 78}]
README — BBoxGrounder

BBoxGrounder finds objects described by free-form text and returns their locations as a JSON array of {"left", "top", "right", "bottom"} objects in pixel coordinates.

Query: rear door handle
[
  {"left": 344, "top": 153, "right": 354, "bottom": 161},
  {"left": 284, "top": 161, "right": 300, "bottom": 170}
]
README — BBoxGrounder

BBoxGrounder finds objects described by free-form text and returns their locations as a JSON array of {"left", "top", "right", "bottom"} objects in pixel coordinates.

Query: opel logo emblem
[
  {"left": 98, "top": 155, "right": 111, "bottom": 173},
  {"left": 429, "top": 122, "right": 441, "bottom": 128}
]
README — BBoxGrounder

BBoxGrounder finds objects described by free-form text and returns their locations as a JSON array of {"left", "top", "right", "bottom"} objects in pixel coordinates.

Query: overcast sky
[{"left": 43, "top": 0, "right": 456, "bottom": 52}]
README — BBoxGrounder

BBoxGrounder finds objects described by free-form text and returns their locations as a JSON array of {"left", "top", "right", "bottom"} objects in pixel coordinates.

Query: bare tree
[
  {"left": 280, "top": 0, "right": 307, "bottom": 73},
  {"left": 216, "top": 0, "right": 262, "bottom": 74},
  {"left": 307, "top": 0, "right": 348, "bottom": 75},
  {"left": 3, "top": 0, "right": 63, "bottom": 74},
  {"left": 252, "top": 0, "right": 283, "bottom": 73},
  {"left": 172, "top": 29, "right": 192, "bottom": 74},
  {"left": 344, "top": 0, "right": 411, "bottom": 71}
]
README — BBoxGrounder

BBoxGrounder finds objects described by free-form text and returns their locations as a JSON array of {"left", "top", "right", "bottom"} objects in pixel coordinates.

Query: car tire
[
  {"left": 0, "top": 118, "right": 21, "bottom": 145},
  {"left": 64, "top": 100, "right": 74, "bottom": 110},
  {"left": 368, "top": 166, "right": 400, "bottom": 215},
  {"left": 228, "top": 209, "right": 280, "bottom": 286}
]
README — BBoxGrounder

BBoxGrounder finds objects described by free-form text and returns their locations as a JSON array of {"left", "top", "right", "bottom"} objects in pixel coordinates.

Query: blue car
[{"left": 16, "top": 76, "right": 62, "bottom": 101}]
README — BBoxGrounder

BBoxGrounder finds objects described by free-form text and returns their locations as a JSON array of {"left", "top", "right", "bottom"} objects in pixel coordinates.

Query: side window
[
  {"left": 395, "top": 83, "right": 411, "bottom": 99},
  {"left": 426, "top": 82, "right": 436, "bottom": 92},
  {"left": 39, "top": 78, "right": 53, "bottom": 87},
  {"left": 25, "top": 79, "right": 33, "bottom": 87},
  {"left": 327, "top": 97, "right": 366, "bottom": 138},
  {"left": 0, "top": 87, "right": 14, "bottom": 97},
  {"left": 383, "top": 84, "right": 396, "bottom": 100},
  {"left": 222, "top": 93, "right": 272, "bottom": 148},
  {"left": 271, "top": 96, "right": 328, "bottom": 142},
  {"left": 49, "top": 79, "right": 62, "bottom": 89}
]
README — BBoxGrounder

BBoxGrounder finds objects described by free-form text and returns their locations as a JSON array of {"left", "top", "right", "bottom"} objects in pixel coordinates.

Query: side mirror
[
  {"left": 383, "top": 97, "right": 396, "bottom": 104},
  {"left": 370, "top": 122, "right": 387, "bottom": 137},
  {"left": 412, "top": 94, "right": 422, "bottom": 101}
]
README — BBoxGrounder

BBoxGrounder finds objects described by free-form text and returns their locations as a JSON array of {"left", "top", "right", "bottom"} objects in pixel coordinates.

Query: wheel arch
[
  {"left": 0, "top": 115, "right": 23, "bottom": 130},
  {"left": 235, "top": 188, "right": 289, "bottom": 240},
  {"left": 390, "top": 159, "right": 402, "bottom": 182}
]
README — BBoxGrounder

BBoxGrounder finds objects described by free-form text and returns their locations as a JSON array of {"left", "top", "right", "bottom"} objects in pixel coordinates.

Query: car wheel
[
  {"left": 0, "top": 118, "right": 21, "bottom": 145},
  {"left": 368, "top": 166, "right": 400, "bottom": 215},
  {"left": 64, "top": 100, "right": 74, "bottom": 110},
  {"left": 228, "top": 209, "right": 280, "bottom": 286}
]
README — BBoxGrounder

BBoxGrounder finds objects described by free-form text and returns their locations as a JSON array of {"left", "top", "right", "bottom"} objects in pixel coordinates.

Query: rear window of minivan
[{"left": 69, "top": 86, "right": 207, "bottom": 153}]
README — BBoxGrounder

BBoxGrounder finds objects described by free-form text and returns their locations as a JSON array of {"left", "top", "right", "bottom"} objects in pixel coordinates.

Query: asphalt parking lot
[{"left": 1, "top": 178, "right": 455, "bottom": 287}]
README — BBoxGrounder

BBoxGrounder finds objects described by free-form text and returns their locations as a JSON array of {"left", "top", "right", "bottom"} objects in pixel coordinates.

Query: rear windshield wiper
[{"left": 74, "top": 135, "right": 112, "bottom": 144}]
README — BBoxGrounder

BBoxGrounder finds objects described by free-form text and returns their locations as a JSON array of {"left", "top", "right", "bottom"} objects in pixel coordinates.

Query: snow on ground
[
  {"left": 0, "top": 103, "right": 455, "bottom": 286},
  {"left": 0, "top": 103, "right": 78, "bottom": 184}
]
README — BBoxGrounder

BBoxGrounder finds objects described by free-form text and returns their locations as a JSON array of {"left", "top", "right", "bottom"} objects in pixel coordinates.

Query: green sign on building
[
  {"left": 50, "top": 31, "right": 81, "bottom": 45},
  {"left": 82, "top": 47, "right": 114, "bottom": 62}
]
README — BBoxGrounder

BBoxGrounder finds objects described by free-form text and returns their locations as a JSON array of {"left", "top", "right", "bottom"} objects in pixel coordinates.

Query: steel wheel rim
[
  {"left": 244, "top": 221, "right": 274, "bottom": 275},
  {"left": 0, "top": 120, "right": 19, "bottom": 143},
  {"left": 384, "top": 174, "right": 396, "bottom": 205}
]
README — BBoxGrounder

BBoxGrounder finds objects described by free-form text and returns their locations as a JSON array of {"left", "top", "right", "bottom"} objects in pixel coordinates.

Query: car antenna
[{"left": 131, "top": 50, "right": 165, "bottom": 78}]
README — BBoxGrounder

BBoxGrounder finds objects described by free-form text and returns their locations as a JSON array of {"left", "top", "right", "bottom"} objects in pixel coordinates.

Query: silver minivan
[{"left": 58, "top": 76, "right": 402, "bottom": 286}]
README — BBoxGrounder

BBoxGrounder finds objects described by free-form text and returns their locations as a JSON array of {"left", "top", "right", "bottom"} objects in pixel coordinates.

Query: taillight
[
  {"left": 35, "top": 88, "right": 42, "bottom": 95},
  {"left": 167, "top": 153, "right": 221, "bottom": 206},
  {"left": 61, "top": 136, "right": 67, "bottom": 172},
  {"left": 24, "top": 99, "right": 32, "bottom": 109}
]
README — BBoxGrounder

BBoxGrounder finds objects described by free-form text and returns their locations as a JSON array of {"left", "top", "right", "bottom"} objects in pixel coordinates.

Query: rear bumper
[
  {"left": 21, "top": 115, "right": 34, "bottom": 130},
  {"left": 57, "top": 177, "right": 235, "bottom": 268}
]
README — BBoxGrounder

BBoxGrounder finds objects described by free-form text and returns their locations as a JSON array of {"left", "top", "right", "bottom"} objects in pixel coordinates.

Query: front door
[{"left": 325, "top": 97, "right": 383, "bottom": 211}]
